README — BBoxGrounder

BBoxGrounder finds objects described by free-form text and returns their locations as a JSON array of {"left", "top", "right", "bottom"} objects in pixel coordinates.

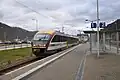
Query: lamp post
[
  {"left": 62, "top": 24, "right": 64, "bottom": 33},
  {"left": 32, "top": 19, "right": 38, "bottom": 31}
]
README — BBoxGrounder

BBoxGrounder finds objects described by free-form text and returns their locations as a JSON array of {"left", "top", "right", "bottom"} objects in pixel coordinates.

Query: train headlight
[
  {"left": 33, "top": 44, "right": 36, "bottom": 46},
  {"left": 43, "top": 44, "right": 46, "bottom": 47}
]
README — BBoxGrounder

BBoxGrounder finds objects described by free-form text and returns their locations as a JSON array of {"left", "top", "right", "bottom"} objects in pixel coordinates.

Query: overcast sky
[{"left": 0, "top": 0, "right": 120, "bottom": 34}]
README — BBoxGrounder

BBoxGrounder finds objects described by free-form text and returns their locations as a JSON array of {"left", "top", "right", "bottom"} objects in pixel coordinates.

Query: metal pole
[
  {"left": 32, "top": 19, "right": 38, "bottom": 31},
  {"left": 110, "top": 33, "right": 112, "bottom": 50},
  {"left": 62, "top": 24, "right": 64, "bottom": 33},
  {"left": 103, "top": 32, "right": 106, "bottom": 51},
  {"left": 117, "top": 32, "right": 119, "bottom": 54},
  {"left": 97, "top": 0, "right": 100, "bottom": 57},
  {"left": 36, "top": 20, "right": 38, "bottom": 31},
  {"left": 4, "top": 32, "right": 6, "bottom": 42},
  {"left": 116, "top": 22, "right": 119, "bottom": 54},
  {"left": 116, "top": 22, "right": 117, "bottom": 30},
  {"left": 90, "top": 33, "right": 92, "bottom": 54}
]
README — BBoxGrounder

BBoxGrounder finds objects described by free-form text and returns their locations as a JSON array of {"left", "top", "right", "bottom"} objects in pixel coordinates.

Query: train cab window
[{"left": 33, "top": 33, "right": 50, "bottom": 41}]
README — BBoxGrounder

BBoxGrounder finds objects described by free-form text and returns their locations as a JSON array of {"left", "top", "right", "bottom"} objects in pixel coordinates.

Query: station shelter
[{"left": 84, "top": 30, "right": 120, "bottom": 55}]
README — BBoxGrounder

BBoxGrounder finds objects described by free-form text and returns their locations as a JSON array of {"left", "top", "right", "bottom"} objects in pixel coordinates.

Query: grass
[{"left": 0, "top": 48, "right": 32, "bottom": 66}]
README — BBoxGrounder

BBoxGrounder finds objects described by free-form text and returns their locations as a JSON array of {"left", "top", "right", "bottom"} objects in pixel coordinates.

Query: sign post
[{"left": 96, "top": 0, "right": 100, "bottom": 58}]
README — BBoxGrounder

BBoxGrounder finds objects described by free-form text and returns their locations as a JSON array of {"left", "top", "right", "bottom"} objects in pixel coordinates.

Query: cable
[
  {"left": 15, "top": 0, "right": 55, "bottom": 21},
  {"left": 15, "top": 0, "right": 73, "bottom": 31}
]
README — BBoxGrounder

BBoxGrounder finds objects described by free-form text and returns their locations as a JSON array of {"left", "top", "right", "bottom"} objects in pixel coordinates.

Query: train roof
[
  {"left": 36, "top": 30, "right": 78, "bottom": 39},
  {"left": 38, "top": 30, "right": 55, "bottom": 35},
  {"left": 37, "top": 30, "right": 65, "bottom": 35}
]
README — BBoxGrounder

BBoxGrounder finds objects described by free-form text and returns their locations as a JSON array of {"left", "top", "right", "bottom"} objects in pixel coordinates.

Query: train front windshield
[{"left": 33, "top": 33, "right": 51, "bottom": 44}]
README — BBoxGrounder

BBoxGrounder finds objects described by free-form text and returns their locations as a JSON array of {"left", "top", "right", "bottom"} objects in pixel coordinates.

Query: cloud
[{"left": 0, "top": 0, "right": 120, "bottom": 34}]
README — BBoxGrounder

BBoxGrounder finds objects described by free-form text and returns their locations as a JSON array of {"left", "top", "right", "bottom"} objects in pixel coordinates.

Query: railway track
[
  {"left": 0, "top": 54, "right": 52, "bottom": 75},
  {"left": 0, "top": 44, "right": 79, "bottom": 76}
]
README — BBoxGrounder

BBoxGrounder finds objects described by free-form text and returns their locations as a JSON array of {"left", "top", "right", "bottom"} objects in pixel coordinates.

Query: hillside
[{"left": 0, "top": 22, "right": 37, "bottom": 41}]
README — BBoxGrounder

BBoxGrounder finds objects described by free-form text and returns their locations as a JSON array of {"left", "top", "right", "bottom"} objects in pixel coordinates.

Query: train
[{"left": 31, "top": 30, "right": 79, "bottom": 56}]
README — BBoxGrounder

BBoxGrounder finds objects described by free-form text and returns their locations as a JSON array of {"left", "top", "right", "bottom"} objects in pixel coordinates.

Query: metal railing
[{"left": 0, "top": 43, "right": 31, "bottom": 51}]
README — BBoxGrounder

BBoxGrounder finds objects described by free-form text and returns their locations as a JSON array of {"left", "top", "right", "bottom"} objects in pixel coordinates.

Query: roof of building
[{"left": 84, "top": 30, "right": 120, "bottom": 34}]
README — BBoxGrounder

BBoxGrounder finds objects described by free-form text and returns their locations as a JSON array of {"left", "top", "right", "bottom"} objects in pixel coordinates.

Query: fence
[
  {"left": 0, "top": 43, "right": 31, "bottom": 51},
  {"left": 104, "top": 31, "right": 120, "bottom": 54}
]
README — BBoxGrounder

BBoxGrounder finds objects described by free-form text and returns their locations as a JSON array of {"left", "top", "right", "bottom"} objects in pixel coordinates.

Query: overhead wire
[
  {"left": 15, "top": 0, "right": 56, "bottom": 21},
  {"left": 15, "top": 0, "right": 74, "bottom": 32}
]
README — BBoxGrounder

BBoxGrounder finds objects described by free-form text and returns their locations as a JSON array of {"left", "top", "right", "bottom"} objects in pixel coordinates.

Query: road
[
  {"left": 22, "top": 44, "right": 89, "bottom": 80},
  {"left": 0, "top": 44, "right": 31, "bottom": 51}
]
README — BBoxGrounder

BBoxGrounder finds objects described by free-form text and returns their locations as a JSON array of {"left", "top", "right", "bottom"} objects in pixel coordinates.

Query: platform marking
[
  {"left": 80, "top": 53, "right": 87, "bottom": 80},
  {"left": 75, "top": 50, "right": 87, "bottom": 80},
  {"left": 12, "top": 44, "right": 82, "bottom": 80}
]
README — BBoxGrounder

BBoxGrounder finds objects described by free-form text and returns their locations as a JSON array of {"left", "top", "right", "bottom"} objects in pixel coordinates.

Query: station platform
[{"left": 21, "top": 44, "right": 89, "bottom": 80}]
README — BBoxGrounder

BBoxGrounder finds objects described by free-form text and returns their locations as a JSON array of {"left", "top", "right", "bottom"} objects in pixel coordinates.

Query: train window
[
  {"left": 62, "top": 36, "right": 65, "bottom": 42},
  {"left": 62, "top": 36, "right": 67, "bottom": 42},
  {"left": 52, "top": 35, "right": 60, "bottom": 42},
  {"left": 51, "top": 35, "right": 78, "bottom": 43},
  {"left": 60, "top": 36, "right": 63, "bottom": 42}
]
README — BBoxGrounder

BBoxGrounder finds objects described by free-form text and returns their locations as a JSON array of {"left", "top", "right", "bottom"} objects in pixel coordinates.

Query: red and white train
[{"left": 31, "top": 30, "right": 79, "bottom": 56}]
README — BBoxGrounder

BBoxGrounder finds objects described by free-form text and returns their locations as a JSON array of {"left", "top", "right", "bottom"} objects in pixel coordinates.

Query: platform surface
[{"left": 22, "top": 44, "right": 89, "bottom": 80}]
